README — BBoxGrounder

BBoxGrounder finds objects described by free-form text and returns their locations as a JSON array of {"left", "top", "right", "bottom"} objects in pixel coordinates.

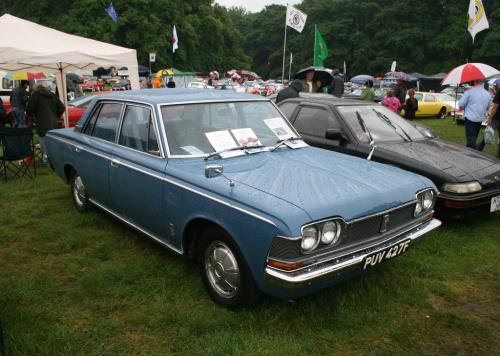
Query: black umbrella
[{"left": 294, "top": 66, "right": 334, "bottom": 87}]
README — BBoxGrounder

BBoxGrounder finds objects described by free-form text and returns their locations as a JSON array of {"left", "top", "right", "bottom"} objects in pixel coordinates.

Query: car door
[
  {"left": 78, "top": 101, "right": 123, "bottom": 207},
  {"left": 109, "top": 103, "right": 169, "bottom": 239},
  {"left": 421, "top": 94, "right": 439, "bottom": 115},
  {"left": 291, "top": 104, "right": 352, "bottom": 153}
]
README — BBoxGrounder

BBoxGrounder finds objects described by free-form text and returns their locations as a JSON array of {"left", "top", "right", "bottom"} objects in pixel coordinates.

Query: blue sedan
[{"left": 45, "top": 89, "right": 441, "bottom": 308}]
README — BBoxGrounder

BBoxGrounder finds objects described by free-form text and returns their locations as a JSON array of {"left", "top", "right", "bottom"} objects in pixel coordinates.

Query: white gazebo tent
[{"left": 0, "top": 14, "right": 140, "bottom": 127}]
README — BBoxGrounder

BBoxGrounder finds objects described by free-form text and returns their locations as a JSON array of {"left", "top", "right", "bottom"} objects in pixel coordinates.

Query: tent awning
[{"left": 0, "top": 14, "right": 140, "bottom": 127}]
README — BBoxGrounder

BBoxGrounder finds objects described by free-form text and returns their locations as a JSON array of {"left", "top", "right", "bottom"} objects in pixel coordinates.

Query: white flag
[
  {"left": 286, "top": 5, "right": 307, "bottom": 33},
  {"left": 172, "top": 25, "right": 178, "bottom": 53},
  {"left": 468, "top": 0, "right": 489, "bottom": 43}
]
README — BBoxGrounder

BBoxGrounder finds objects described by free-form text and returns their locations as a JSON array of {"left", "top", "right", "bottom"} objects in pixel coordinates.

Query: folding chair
[{"left": 0, "top": 127, "right": 36, "bottom": 181}]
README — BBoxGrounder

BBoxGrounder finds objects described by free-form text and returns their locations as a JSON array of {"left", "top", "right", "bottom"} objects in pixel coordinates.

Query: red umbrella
[{"left": 442, "top": 63, "right": 500, "bottom": 86}]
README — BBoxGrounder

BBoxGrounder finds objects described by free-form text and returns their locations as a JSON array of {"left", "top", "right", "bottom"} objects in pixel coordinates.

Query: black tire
[
  {"left": 197, "top": 227, "right": 263, "bottom": 309},
  {"left": 70, "top": 170, "right": 90, "bottom": 212},
  {"left": 438, "top": 107, "right": 447, "bottom": 119}
]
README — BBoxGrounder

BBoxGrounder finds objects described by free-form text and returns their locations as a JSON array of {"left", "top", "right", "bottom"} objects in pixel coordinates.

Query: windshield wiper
[
  {"left": 356, "top": 111, "right": 376, "bottom": 160},
  {"left": 204, "top": 144, "right": 266, "bottom": 160},
  {"left": 372, "top": 109, "right": 412, "bottom": 142},
  {"left": 269, "top": 137, "right": 302, "bottom": 152}
]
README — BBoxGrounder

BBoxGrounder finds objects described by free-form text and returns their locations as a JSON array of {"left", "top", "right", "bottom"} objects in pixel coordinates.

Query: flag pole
[
  {"left": 281, "top": 4, "right": 288, "bottom": 83},
  {"left": 313, "top": 24, "right": 316, "bottom": 66},
  {"left": 288, "top": 52, "right": 292, "bottom": 81}
]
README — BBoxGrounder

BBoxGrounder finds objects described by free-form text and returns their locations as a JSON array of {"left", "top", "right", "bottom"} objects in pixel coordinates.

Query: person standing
[
  {"left": 300, "top": 69, "right": 319, "bottom": 93},
  {"left": 360, "top": 80, "right": 375, "bottom": 101},
  {"left": 167, "top": 77, "right": 176, "bottom": 88},
  {"left": 381, "top": 90, "right": 401, "bottom": 112},
  {"left": 404, "top": 89, "right": 419, "bottom": 120},
  {"left": 26, "top": 84, "right": 65, "bottom": 164},
  {"left": 458, "top": 80, "right": 492, "bottom": 150},
  {"left": 10, "top": 80, "right": 29, "bottom": 128},
  {"left": 478, "top": 80, "right": 500, "bottom": 156}
]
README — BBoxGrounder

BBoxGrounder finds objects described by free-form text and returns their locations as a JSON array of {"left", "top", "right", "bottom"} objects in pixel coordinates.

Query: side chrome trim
[
  {"left": 89, "top": 198, "right": 183, "bottom": 255},
  {"left": 265, "top": 218, "right": 441, "bottom": 287},
  {"left": 47, "top": 134, "right": 277, "bottom": 227}
]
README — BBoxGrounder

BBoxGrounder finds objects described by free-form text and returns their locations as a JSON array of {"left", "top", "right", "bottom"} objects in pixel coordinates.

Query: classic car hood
[
  {"left": 213, "top": 147, "right": 432, "bottom": 221},
  {"left": 377, "top": 139, "right": 500, "bottom": 185}
]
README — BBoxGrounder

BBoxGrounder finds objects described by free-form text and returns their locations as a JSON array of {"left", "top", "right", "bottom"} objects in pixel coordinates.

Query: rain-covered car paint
[{"left": 44, "top": 89, "right": 440, "bottom": 306}]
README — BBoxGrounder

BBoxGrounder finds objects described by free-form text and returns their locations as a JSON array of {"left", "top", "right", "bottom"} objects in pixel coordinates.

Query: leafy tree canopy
[{"left": 2, "top": 0, "right": 497, "bottom": 78}]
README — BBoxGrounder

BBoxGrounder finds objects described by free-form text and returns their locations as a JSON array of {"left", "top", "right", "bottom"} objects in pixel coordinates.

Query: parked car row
[{"left": 43, "top": 89, "right": 498, "bottom": 309}]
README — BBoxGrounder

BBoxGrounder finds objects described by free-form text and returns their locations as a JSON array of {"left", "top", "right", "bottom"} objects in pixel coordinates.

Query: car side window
[
  {"left": 83, "top": 104, "right": 101, "bottom": 135},
  {"left": 294, "top": 106, "right": 340, "bottom": 138},
  {"left": 415, "top": 93, "right": 423, "bottom": 101},
  {"left": 91, "top": 103, "right": 123, "bottom": 142},
  {"left": 119, "top": 105, "right": 157, "bottom": 154},
  {"left": 424, "top": 94, "right": 436, "bottom": 102},
  {"left": 278, "top": 102, "right": 299, "bottom": 119}
]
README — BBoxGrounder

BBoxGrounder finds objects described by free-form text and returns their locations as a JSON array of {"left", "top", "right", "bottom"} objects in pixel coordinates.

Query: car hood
[
  {"left": 205, "top": 147, "right": 432, "bottom": 222},
  {"left": 377, "top": 139, "right": 500, "bottom": 185}
]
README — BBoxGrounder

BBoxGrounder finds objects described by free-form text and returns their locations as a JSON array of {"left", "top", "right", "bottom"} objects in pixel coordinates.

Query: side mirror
[
  {"left": 205, "top": 164, "right": 223, "bottom": 178},
  {"left": 325, "top": 128, "right": 344, "bottom": 141}
]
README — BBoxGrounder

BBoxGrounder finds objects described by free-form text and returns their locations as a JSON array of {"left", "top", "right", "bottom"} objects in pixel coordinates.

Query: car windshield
[
  {"left": 161, "top": 101, "right": 300, "bottom": 156},
  {"left": 337, "top": 105, "right": 426, "bottom": 143},
  {"left": 68, "top": 95, "right": 94, "bottom": 108},
  {"left": 437, "top": 94, "right": 455, "bottom": 102}
]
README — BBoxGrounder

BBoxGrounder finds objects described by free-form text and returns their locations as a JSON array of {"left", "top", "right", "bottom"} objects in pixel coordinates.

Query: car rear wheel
[
  {"left": 438, "top": 107, "right": 447, "bottom": 119},
  {"left": 70, "top": 171, "right": 89, "bottom": 212},
  {"left": 197, "top": 227, "right": 263, "bottom": 309}
]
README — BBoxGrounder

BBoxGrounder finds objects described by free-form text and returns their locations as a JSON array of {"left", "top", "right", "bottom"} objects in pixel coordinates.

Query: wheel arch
[
  {"left": 183, "top": 217, "right": 230, "bottom": 259},
  {"left": 64, "top": 164, "right": 76, "bottom": 184}
]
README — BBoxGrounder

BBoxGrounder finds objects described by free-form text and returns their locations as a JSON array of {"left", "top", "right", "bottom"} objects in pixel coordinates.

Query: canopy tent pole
[{"left": 55, "top": 67, "right": 68, "bottom": 128}]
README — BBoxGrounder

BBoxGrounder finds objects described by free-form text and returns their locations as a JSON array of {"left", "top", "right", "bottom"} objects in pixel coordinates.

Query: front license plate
[
  {"left": 363, "top": 240, "right": 411, "bottom": 270},
  {"left": 491, "top": 195, "right": 500, "bottom": 212}
]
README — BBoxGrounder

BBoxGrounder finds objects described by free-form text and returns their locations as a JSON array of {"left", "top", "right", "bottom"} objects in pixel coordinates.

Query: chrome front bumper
[{"left": 265, "top": 218, "right": 441, "bottom": 289}]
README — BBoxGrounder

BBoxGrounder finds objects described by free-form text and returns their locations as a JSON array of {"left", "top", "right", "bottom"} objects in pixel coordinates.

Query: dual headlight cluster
[
  {"left": 414, "top": 189, "right": 436, "bottom": 217},
  {"left": 301, "top": 219, "right": 343, "bottom": 253}
]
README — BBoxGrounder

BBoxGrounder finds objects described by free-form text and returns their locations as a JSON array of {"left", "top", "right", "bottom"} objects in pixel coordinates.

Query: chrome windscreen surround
[{"left": 265, "top": 218, "right": 442, "bottom": 288}]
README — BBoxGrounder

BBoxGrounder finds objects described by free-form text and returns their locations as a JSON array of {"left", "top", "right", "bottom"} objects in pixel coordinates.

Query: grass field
[{"left": 0, "top": 116, "right": 499, "bottom": 355}]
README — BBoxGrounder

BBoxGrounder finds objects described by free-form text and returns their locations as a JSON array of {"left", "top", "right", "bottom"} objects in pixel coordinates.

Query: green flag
[{"left": 314, "top": 27, "right": 329, "bottom": 67}]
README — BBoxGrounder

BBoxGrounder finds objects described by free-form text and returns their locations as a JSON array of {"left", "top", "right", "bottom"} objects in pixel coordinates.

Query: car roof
[
  {"left": 280, "top": 93, "right": 373, "bottom": 107},
  {"left": 95, "top": 88, "right": 267, "bottom": 104}
]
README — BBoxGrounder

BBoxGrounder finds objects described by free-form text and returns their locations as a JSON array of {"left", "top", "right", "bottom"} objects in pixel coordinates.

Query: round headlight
[
  {"left": 423, "top": 190, "right": 434, "bottom": 210},
  {"left": 301, "top": 226, "right": 319, "bottom": 251},
  {"left": 321, "top": 221, "right": 338, "bottom": 244}
]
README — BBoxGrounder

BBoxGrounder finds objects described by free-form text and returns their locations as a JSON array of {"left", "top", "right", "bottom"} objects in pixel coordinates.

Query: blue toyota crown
[{"left": 45, "top": 89, "right": 441, "bottom": 308}]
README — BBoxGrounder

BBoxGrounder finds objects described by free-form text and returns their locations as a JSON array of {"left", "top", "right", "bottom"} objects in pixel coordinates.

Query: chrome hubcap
[
  {"left": 205, "top": 241, "right": 240, "bottom": 298},
  {"left": 73, "top": 176, "right": 86, "bottom": 206}
]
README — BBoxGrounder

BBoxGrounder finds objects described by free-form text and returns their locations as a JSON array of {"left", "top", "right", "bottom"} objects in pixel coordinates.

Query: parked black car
[{"left": 276, "top": 94, "right": 500, "bottom": 218}]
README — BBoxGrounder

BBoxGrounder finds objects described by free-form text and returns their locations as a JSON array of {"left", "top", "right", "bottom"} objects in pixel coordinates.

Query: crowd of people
[{"left": 1, "top": 81, "right": 65, "bottom": 164}]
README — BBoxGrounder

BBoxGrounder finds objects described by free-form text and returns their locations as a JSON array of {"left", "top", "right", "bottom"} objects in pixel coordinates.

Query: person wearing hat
[{"left": 10, "top": 79, "right": 30, "bottom": 128}]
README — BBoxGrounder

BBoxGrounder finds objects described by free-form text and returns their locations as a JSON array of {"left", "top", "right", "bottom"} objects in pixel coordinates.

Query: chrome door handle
[
  {"left": 110, "top": 159, "right": 120, "bottom": 168},
  {"left": 75, "top": 146, "right": 81, "bottom": 153}
]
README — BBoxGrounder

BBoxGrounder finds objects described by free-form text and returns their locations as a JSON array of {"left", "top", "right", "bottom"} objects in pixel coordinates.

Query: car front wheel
[
  {"left": 197, "top": 227, "right": 263, "bottom": 309},
  {"left": 70, "top": 171, "right": 89, "bottom": 212}
]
